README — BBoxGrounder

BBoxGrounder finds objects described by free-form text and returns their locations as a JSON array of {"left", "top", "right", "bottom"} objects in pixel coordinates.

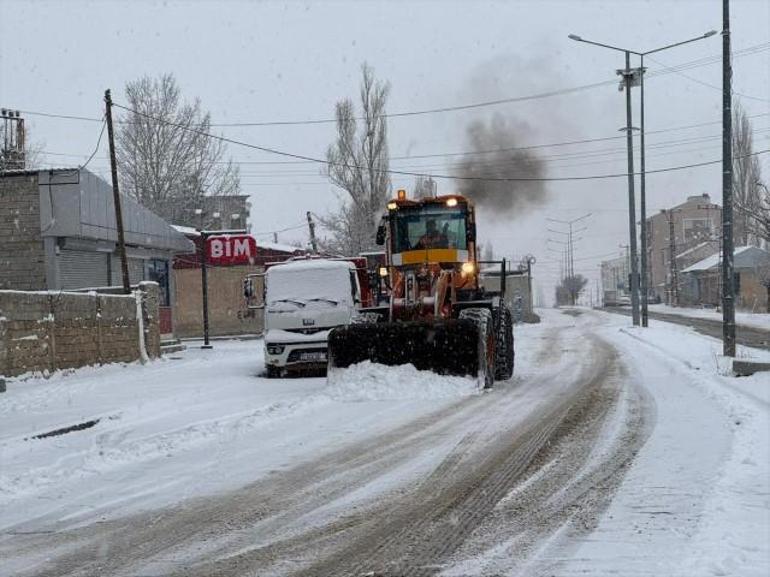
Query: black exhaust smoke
[{"left": 453, "top": 114, "right": 548, "bottom": 218}]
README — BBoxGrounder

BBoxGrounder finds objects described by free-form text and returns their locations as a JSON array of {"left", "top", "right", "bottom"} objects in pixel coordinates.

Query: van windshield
[{"left": 266, "top": 265, "right": 354, "bottom": 307}]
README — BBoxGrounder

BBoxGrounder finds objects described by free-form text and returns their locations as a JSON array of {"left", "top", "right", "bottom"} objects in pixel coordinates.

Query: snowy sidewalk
[
  {"left": 550, "top": 312, "right": 770, "bottom": 577},
  {"left": 648, "top": 303, "right": 770, "bottom": 331}
]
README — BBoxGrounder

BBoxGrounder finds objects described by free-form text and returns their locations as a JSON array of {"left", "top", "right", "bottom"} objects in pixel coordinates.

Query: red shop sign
[{"left": 205, "top": 235, "right": 257, "bottom": 265}]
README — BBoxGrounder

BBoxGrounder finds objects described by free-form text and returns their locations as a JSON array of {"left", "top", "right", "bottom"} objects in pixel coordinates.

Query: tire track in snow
[{"left": 7, "top": 317, "right": 645, "bottom": 577}]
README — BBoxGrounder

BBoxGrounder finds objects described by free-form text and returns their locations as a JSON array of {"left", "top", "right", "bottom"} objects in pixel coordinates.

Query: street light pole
[
  {"left": 569, "top": 30, "right": 717, "bottom": 328},
  {"left": 639, "top": 53, "right": 649, "bottom": 326},
  {"left": 621, "top": 51, "right": 641, "bottom": 326}
]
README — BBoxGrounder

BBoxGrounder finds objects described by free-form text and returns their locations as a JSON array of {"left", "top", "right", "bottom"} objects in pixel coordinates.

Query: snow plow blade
[{"left": 328, "top": 319, "right": 481, "bottom": 378}]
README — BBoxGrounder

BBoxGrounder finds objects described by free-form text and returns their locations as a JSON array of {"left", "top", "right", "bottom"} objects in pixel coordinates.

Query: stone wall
[
  {"left": 0, "top": 173, "right": 46, "bottom": 290},
  {"left": 0, "top": 283, "right": 160, "bottom": 378},
  {"left": 173, "top": 265, "right": 264, "bottom": 338}
]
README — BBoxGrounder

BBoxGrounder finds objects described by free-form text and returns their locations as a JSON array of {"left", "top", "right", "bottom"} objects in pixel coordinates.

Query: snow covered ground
[
  {"left": 1, "top": 309, "right": 768, "bottom": 576},
  {"left": 544, "top": 311, "right": 770, "bottom": 577},
  {"left": 0, "top": 340, "right": 478, "bottom": 535},
  {"left": 649, "top": 302, "right": 770, "bottom": 330}
]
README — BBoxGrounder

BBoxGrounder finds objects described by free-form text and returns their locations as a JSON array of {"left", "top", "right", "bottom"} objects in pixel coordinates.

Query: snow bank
[{"left": 326, "top": 361, "right": 480, "bottom": 401}]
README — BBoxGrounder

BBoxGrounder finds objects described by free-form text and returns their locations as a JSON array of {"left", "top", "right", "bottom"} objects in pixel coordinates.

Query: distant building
[
  {"left": 680, "top": 245, "right": 770, "bottom": 312},
  {"left": 0, "top": 168, "right": 194, "bottom": 336},
  {"left": 600, "top": 253, "right": 630, "bottom": 306},
  {"left": 646, "top": 194, "right": 722, "bottom": 303}
]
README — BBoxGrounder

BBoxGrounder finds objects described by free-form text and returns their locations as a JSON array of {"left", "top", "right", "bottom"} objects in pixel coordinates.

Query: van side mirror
[{"left": 243, "top": 278, "right": 254, "bottom": 299}]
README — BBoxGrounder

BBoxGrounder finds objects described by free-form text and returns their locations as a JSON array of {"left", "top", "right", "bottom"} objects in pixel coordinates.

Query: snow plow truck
[{"left": 327, "top": 190, "right": 514, "bottom": 388}]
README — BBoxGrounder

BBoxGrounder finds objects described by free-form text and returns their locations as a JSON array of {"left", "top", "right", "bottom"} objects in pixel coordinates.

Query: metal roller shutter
[
  {"left": 59, "top": 250, "right": 110, "bottom": 290},
  {"left": 110, "top": 256, "right": 146, "bottom": 286}
]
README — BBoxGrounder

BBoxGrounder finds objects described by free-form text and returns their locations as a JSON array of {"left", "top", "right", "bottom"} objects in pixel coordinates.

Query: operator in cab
[{"left": 416, "top": 218, "right": 449, "bottom": 249}]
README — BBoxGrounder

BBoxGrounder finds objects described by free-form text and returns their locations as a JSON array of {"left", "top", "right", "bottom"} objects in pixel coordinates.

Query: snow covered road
[{"left": 1, "top": 309, "right": 767, "bottom": 576}]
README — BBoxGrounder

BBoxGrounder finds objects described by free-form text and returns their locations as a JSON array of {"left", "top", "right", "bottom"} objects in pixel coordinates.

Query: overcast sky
[{"left": 1, "top": 0, "right": 768, "bottom": 301}]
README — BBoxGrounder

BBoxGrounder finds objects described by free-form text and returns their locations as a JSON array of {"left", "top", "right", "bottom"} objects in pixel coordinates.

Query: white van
[{"left": 261, "top": 259, "right": 361, "bottom": 377}]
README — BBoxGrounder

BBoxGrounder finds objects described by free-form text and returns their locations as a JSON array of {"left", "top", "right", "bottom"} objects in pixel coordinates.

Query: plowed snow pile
[{"left": 326, "top": 361, "right": 480, "bottom": 400}]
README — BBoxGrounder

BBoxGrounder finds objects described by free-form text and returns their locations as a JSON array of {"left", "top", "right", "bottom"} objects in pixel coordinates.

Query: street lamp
[{"left": 569, "top": 30, "right": 717, "bottom": 327}]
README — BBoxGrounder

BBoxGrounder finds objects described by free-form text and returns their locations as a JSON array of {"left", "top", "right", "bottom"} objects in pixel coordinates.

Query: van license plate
[{"left": 300, "top": 351, "right": 326, "bottom": 362}]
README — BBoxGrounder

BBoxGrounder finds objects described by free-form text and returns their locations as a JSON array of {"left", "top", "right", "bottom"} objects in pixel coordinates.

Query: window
[
  {"left": 683, "top": 218, "right": 712, "bottom": 242},
  {"left": 393, "top": 207, "right": 467, "bottom": 252},
  {"left": 146, "top": 259, "right": 170, "bottom": 306}
]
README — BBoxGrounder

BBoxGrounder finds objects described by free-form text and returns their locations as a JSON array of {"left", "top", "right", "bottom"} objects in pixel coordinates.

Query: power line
[
  {"left": 251, "top": 221, "right": 309, "bottom": 237},
  {"left": 16, "top": 42, "right": 770, "bottom": 128},
  {"left": 647, "top": 54, "right": 770, "bottom": 102},
  {"left": 111, "top": 100, "right": 770, "bottom": 183},
  {"left": 38, "top": 112, "right": 770, "bottom": 170},
  {"left": 79, "top": 117, "right": 106, "bottom": 170}
]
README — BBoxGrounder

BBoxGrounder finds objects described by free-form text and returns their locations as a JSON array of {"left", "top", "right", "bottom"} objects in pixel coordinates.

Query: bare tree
[
  {"left": 322, "top": 63, "right": 390, "bottom": 255},
  {"left": 732, "top": 101, "right": 764, "bottom": 246},
  {"left": 413, "top": 175, "right": 436, "bottom": 198},
  {"left": 116, "top": 74, "right": 240, "bottom": 226},
  {"left": 555, "top": 274, "right": 588, "bottom": 306}
]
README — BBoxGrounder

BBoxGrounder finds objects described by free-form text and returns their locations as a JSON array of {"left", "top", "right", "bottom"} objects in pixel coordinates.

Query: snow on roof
[
  {"left": 258, "top": 241, "right": 304, "bottom": 254},
  {"left": 681, "top": 246, "right": 754, "bottom": 273},
  {"left": 171, "top": 224, "right": 201, "bottom": 237},
  {"left": 676, "top": 241, "right": 711, "bottom": 260},
  {"left": 270, "top": 258, "right": 354, "bottom": 273}
]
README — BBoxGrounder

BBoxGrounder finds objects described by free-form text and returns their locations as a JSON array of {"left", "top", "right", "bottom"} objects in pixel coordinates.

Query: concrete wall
[
  {"left": 173, "top": 264, "right": 264, "bottom": 338},
  {"left": 0, "top": 173, "right": 46, "bottom": 290},
  {"left": 481, "top": 273, "right": 537, "bottom": 323},
  {"left": 0, "top": 283, "right": 160, "bottom": 378}
]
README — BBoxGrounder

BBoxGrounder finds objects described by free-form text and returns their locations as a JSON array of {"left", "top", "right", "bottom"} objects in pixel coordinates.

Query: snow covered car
[{"left": 261, "top": 259, "right": 362, "bottom": 377}]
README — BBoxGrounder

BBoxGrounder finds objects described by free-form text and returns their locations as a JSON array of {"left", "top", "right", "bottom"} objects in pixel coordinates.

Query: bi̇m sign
[{"left": 205, "top": 235, "right": 257, "bottom": 266}]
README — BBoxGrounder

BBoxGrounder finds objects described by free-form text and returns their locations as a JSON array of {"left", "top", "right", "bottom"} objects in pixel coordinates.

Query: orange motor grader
[{"left": 328, "top": 190, "right": 513, "bottom": 387}]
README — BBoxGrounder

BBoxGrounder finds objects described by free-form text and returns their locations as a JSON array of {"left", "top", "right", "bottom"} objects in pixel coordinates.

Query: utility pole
[
  {"left": 722, "top": 0, "right": 736, "bottom": 357},
  {"left": 639, "top": 57, "right": 649, "bottom": 327},
  {"left": 619, "top": 53, "right": 641, "bottom": 326},
  {"left": 195, "top": 209, "right": 213, "bottom": 350},
  {"left": 666, "top": 210, "right": 679, "bottom": 306},
  {"left": 521, "top": 254, "right": 536, "bottom": 314},
  {"left": 200, "top": 231, "right": 212, "bottom": 349},
  {"left": 104, "top": 89, "right": 130, "bottom": 295},
  {"left": 306, "top": 211, "right": 318, "bottom": 254},
  {"left": 273, "top": 232, "right": 278, "bottom": 244}
]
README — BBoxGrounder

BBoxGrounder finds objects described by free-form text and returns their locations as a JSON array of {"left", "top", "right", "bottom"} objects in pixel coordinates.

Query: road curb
[{"left": 733, "top": 360, "right": 770, "bottom": 377}]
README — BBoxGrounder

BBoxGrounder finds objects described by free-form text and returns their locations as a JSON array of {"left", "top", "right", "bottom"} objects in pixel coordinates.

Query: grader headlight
[{"left": 461, "top": 262, "right": 475, "bottom": 275}]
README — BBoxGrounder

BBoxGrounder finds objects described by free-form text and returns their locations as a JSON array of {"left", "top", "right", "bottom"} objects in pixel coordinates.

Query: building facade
[
  {"left": 0, "top": 168, "right": 194, "bottom": 335},
  {"left": 646, "top": 194, "right": 722, "bottom": 303},
  {"left": 680, "top": 245, "right": 770, "bottom": 311},
  {"left": 172, "top": 234, "right": 305, "bottom": 338},
  {"left": 600, "top": 253, "right": 630, "bottom": 306}
]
